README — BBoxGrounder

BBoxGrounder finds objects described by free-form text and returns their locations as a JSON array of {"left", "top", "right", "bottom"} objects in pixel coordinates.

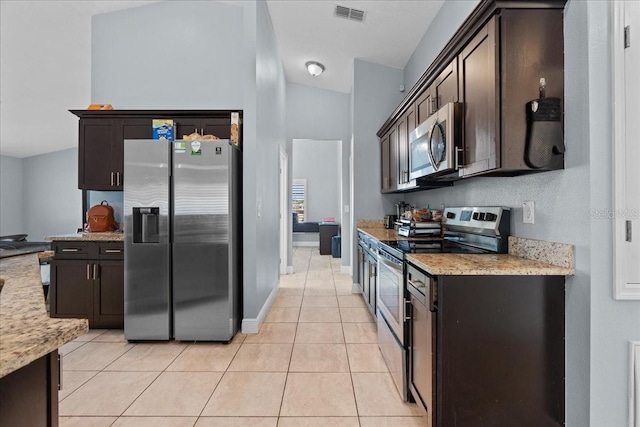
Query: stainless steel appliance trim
[
  {"left": 409, "top": 102, "right": 460, "bottom": 181},
  {"left": 377, "top": 249, "right": 405, "bottom": 344},
  {"left": 377, "top": 310, "right": 409, "bottom": 401}
]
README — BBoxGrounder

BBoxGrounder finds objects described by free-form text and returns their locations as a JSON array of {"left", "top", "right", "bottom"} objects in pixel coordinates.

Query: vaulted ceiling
[{"left": 0, "top": 0, "right": 442, "bottom": 158}]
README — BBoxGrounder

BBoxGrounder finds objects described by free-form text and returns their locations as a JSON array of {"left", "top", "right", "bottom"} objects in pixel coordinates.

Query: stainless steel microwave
[{"left": 409, "top": 102, "right": 462, "bottom": 181}]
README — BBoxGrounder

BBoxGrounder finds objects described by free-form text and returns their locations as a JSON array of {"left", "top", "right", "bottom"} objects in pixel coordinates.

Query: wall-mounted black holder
[{"left": 525, "top": 97, "right": 565, "bottom": 169}]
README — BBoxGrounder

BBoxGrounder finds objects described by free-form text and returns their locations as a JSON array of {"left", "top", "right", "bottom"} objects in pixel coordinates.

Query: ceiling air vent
[{"left": 334, "top": 4, "right": 366, "bottom": 23}]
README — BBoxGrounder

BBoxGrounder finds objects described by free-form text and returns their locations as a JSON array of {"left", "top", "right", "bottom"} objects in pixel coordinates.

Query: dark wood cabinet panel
[
  {"left": 416, "top": 89, "right": 432, "bottom": 127},
  {"left": 397, "top": 114, "right": 408, "bottom": 186},
  {"left": 459, "top": 18, "right": 499, "bottom": 177},
  {"left": 433, "top": 59, "right": 459, "bottom": 110},
  {"left": 397, "top": 108, "right": 418, "bottom": 191},
  {"left": 0, "top": 351, "right": 59, "bottom": 427},
  {"left": 51, "top": 260, "right": 92, "bottom": 319},
  {"left": 381, "top": 133, "right": 391, "bottom": 192},
  {"left": 79, "top": 120, "right": 115, "bottom": 190},
  {"left": 381, "top": 127, "right": 398, "bottom": 193},
  {"left": 376, "top": 2, "right": 565, "bottom": 188},
  {"left": 94, "top": 260, "right": 124, "bottom": 328},
  {"left": 51, "top": 241, "right": 124, "bottom": 328},
  {"left": 72, "top": 110, "right": 238, "bottom": 191}
]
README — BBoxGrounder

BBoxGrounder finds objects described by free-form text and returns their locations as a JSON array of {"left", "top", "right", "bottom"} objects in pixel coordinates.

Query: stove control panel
[{"left": 442, "top": 207, "right": 510, "bottom": 236}]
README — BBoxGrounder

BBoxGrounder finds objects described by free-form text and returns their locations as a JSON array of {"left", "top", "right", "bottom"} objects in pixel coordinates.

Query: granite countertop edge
[
  {"left": 46, "top": 232, "right": 124, "bottom": 242},
  {"left": 406, "top": 253, "right": 575, "bottom": 276},
  {"left": 0, "top": 254, "right": 89, "bottom": 378},
  {"left": 357, "top": 225, "right": 575, "bottom": 276}
]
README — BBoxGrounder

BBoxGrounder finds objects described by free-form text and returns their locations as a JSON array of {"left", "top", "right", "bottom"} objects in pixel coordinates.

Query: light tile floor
[{"left": 59, "top": 247, "right": 424, "bottom": 427}]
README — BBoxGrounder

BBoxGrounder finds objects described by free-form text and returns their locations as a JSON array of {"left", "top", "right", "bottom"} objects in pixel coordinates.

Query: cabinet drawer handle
[
  {"left": 86, "top": 264, "right": 91, "bottom": 280},
  {"left": 61, "top": 248, "right": 80, "bottom": 252},
  {"left": 104, "top": 249, "right": 122, "bottom": 253},
  {"left": 58, "top": 354, "right": 63, "bottom": 391},
  {"left": 111, "top": 172, "right": 115, "bottom": 187}
]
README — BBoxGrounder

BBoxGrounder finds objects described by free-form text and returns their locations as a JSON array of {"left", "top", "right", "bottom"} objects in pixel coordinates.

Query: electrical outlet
[{"left": 523, "top": 201, "right": 535, "bottom": 224}]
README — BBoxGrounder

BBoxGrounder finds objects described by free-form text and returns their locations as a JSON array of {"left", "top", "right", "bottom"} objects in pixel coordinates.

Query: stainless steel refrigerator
[{"left": 123, "top": 137, "right": 242, "bottom": 341}]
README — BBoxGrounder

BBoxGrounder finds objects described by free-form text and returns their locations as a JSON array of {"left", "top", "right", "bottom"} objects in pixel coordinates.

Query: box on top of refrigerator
[{"left": 152, "top": 119, "right": 175, "bottom": 141}]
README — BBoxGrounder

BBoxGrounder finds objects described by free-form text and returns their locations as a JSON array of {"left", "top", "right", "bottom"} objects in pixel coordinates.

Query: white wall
[
  {"left": 244, "top": 0, "right": 287, "bottom": 323},
  {"left": 403, "top": 0, "right": 480, "bottom": 90},
  {"left": 0, "top": 0, "right": 157, "bottom": 158},
  {"left": 292, "top": 139, "right": 341, "bottom": 222},
  {"left": 22, "top": 148, "right": 82, "bottom": 240},
  {"left": 0, "top": 156, "right": 24, "bottom": 236},
  {"left": 351, "top": 59, "right": 406, "bottom": 279},
  {"left": 92, "top": 1, "right": 243, "bottom": 109},
  {"left": 91, "top": 0, "right": 286, "bottom": 330},
  {"left": 286, "top": 82, "right": 351, "bottom": 268}
]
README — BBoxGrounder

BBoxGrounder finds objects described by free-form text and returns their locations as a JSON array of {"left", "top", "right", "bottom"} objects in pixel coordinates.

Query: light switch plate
[{"left": 523, "top": 201, "right": 535, "bottom": 224}]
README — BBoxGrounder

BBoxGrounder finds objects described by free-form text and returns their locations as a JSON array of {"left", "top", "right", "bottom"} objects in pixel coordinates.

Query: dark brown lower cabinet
[
  {"left": 0, "top": 350, "right": 59, "bottom": 427},
  {"left": 94, "top": 260, "right": 125, "bottom": 327},
  {"left": 51, "top": 241, "right": 124, "bottom": 329}
]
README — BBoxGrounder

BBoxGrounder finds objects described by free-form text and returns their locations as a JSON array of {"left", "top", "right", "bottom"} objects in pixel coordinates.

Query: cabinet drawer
[
  {"left": 52, "top": 242, "right": 96, "bottom": 259},
  {"left": 98, "top": 242, "right": 124, "bottom": 260}
]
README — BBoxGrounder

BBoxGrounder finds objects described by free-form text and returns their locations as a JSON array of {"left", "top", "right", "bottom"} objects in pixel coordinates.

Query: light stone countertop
[
  {"left": 0, "top": 254, "right": 88, "bottom": 379},
  {"left": 406, "top": 253, "right": 575, "bottom": 276},
  {"left": 46, "top": 232, "right": 124, "bottom": 242},
  {"left": 358, "top": 224, "right": 575, "bottom": 276}
]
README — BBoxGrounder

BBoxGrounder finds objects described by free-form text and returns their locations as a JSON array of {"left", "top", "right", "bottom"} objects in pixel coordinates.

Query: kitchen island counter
[
  {"left": 0, "top": 253, "right": 88, "bottom": 378},
  {"left": 46, "top": 232, "right": 123, "bottom": 242}
]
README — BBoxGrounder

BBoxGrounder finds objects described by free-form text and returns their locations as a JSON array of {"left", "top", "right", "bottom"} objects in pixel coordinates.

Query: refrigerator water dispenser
[{"left": 133, "top": 207, "right": 160, "bottom": 243}]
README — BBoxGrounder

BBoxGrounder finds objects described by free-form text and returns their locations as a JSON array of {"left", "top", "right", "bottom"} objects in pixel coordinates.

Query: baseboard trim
[
  {"left": 340, "top": 265, "right": 352, "bottom": 275},
  {"left": 241, "top": 284, "right": 279, "bottom": 334}
]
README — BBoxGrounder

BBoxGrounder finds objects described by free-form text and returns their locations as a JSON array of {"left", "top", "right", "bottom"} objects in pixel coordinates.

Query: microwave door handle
[{"left": 427, "top": 122, "right": 438, "bottom": 172}]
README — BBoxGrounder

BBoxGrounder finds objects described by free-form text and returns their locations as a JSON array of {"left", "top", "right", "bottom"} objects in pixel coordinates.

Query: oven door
[
  {"left": 376, "top": 249, "right": 405, "bottom": 343},
  {"left": 409, "top": 102, "right": 461, "bottom": 181}
]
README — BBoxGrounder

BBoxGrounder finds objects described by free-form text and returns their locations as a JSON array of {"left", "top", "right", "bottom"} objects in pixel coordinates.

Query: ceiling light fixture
[{"left": 305, "top": 61, "right": 325, "bottom": 77}]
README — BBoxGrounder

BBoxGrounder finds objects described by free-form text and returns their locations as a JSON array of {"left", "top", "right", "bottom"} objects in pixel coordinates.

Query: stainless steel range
[{"left": 376, "top": 206, "right": 511, "bottom": 402}]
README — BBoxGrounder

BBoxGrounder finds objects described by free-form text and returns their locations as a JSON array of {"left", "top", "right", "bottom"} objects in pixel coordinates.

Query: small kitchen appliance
[
  {"left": 384, "top": 215, "right": 398, "bottom": 229},
  {"left": 409, "top": 102, "right": 462, "bottom": 182}
]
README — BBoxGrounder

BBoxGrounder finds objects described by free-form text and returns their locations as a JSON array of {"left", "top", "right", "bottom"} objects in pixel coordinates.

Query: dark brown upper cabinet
[
  {"left": 376, "top": 1, "right": 566, "bottom": 191},
  {"left": 397, "top": 107, "right": 418, "bottom": 191},
  {"left": 75, "top": 117, "right": 152, "bottom": 190},
  {"left": 381, "top": 127, "right": 398, "bottom": 193},
  {"left": 459, "top": 9, "right": 565, "bottom": 177},
  {"left": 71, "top": 110, "right": 237, "bottom": 192}
]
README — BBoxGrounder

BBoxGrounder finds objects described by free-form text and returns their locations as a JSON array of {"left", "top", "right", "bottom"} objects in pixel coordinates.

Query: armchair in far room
[{"left": 292, "top": 213, "right": 319, "bottom": 233}]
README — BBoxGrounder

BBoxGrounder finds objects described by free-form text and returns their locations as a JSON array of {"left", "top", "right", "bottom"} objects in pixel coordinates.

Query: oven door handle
[{"left": 378, "top": 254, "right": 403, "bottom": 272}]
